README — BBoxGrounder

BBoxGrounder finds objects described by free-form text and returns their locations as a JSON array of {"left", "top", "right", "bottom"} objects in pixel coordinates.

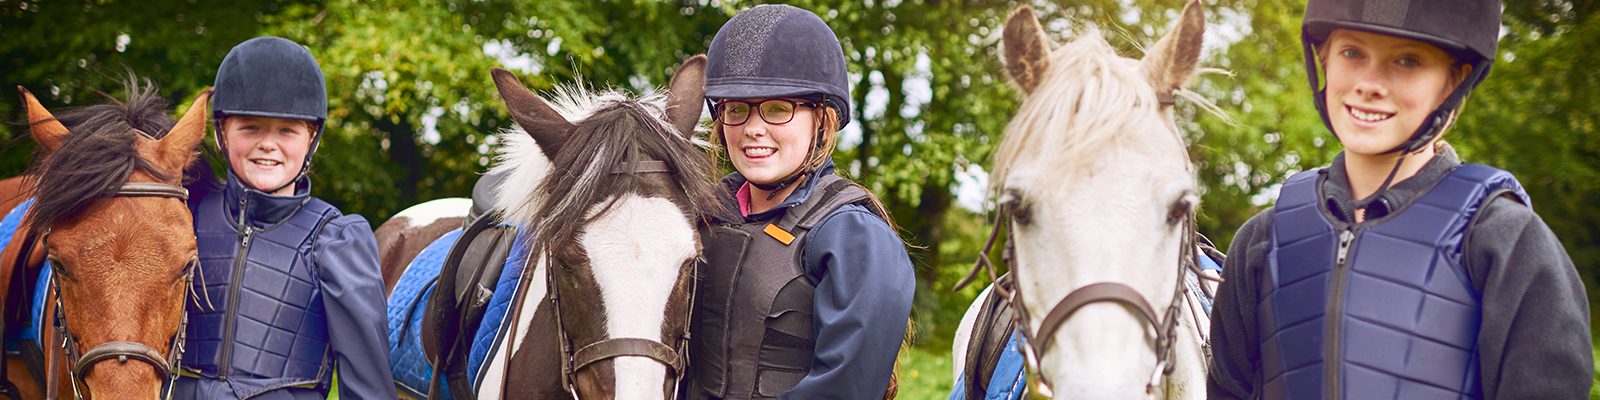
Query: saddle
[
  {"left": 961, "top": 274, "right": 1019, "bottom": 400},
  {"left": 421, "top": 170, "right": 521, "bottom": 400}
]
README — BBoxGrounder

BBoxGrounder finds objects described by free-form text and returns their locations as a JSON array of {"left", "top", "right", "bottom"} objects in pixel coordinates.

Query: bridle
[
  {"left": 37, "top": 182, "right": 196, "bottom": 400},
  {"left": 957, "top": 202, "right": 1208, "bottom": 396},
  {"left": 952, "top": 90, "right": 1222, "bottom": 396},
  {"left": 500, "top": 160, "right": 693, "bottom": 399}
]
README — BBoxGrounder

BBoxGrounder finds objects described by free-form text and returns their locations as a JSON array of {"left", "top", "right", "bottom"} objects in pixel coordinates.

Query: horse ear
[
  {"left": 156, "top": 88, "right": 212, "bottom": 175},
  {"left": 664, "top": 54, "right": 707, "bottom": 140},
  {"left": 492, "top": 68, "right": 573, "bottom": 159},
  {"left": 17, "top": 86, "right": 69, "bottom": 153},
  {"left": 1003, "top": 5, "right": 1055, "bottom": 94},
  {"left": 1142, "top": 0, "right": 1205, "bottom": 97}
]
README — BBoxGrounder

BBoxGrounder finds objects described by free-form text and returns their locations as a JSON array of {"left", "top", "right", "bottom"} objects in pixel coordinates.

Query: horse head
[
  {"left": 18, "top": 82, "right": 208, "bottom": 398},
  {"left": 487, "top": 55, "right": 729, "bottom": 399},
  {"left": 993, "top": 0, "right": 1207, "bottom": 397}
]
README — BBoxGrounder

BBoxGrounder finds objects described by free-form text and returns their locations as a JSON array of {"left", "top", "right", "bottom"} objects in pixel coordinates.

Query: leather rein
[{"left": 35, "top": 182, "right": 196, "bottom": 400}]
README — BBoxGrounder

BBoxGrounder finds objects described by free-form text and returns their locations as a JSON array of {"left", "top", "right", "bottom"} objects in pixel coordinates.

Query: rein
[
  {"left": 497, "top": 159, "right": 693, "bottom": 399},
  {"left": 39, "top": 182, "right": 196, "bottom": 400}
]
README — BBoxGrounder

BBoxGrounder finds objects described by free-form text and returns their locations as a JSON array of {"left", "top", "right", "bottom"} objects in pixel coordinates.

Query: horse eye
[
  {"left": 1000, "top": 189, "right": 1032, "bottom": 225},
  {"left": 1167, "top": 192, "right": 1197, "bottom": 226}
]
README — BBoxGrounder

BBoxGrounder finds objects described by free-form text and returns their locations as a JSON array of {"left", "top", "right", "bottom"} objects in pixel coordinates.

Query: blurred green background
[{"left": 3, "top": 0, "right": 1595, "bottom": 396}]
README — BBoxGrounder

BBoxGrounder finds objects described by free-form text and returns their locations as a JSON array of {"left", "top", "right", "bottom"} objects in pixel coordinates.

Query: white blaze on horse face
[
  {"left": 581, "top": 194, "right": 696, "bottom": 399},
  {"left": 393, "top": 198, "right": 472, "bottom": 229}
]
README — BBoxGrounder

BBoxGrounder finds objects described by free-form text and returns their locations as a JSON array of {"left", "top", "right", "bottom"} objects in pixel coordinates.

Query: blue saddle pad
[
  {"left": 1, "top": 198, "right": 52, "bottom": 352},
  {"left": 387, "top": 228, "right": 462, "bottom": 398},
  {"left": 949, "top": 331, "right": 1028, "bottom": 400},
  {"left": 387, "top": 227, "right": 532, "bottom": 399}
]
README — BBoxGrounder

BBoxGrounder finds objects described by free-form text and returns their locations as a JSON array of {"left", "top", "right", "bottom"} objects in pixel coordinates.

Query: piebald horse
[
  {"left": 379, "top": 56, "right": 731, "bottom": 399},
  {"left": 953, "top": 1, "right": 1218, "bottom": 398}
]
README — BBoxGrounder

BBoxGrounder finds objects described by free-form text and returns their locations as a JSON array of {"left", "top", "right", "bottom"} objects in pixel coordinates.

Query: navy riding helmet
[
  {"left": 1301, "top": 0, "right": 1501, "bottom": 154},
  {"left": 212, "top": 36, "right": 328, "bottom": 193},
  {"left": 705, "top": 4, "right": 853, "bottom": 129}
]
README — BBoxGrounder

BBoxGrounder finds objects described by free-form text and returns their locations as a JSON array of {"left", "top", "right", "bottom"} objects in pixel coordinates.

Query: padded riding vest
[
  {"left": 690, "top": 175, "right": 872, "bottom": 399},
  {"left": 184, "top": 183, "right": 341, "bottom": 394},
  {"left": 1260, "top": 164, "right": 1526, "bottom": 400}
]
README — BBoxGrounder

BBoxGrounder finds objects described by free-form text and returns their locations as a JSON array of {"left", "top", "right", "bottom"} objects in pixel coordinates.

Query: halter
[
  {"left": 955, "top": 89, "right": 1216, "bottom": 395},
  {"left": 39, "top": 182, "right": 196, "bottom": 400},
  {"left": 498, "top": 159, "right": 693, "bottom": 399}
]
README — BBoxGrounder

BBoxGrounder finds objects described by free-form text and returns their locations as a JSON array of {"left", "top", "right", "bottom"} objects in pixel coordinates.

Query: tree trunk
[{"left": 375, "top": 116, "right": 421, "bottom": 207}]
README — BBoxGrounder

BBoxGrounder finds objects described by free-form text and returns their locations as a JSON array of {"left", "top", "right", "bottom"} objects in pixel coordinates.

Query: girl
[
  {"left": 1206, "top": 1, "right": 1591, "bottom": 399},
  {"left": 684, "top": 5, "right": 916, "bottom": 399}
]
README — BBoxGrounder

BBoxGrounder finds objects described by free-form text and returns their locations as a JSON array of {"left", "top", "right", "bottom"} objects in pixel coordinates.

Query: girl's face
[
  {"left": 1323, "top": 29, "right": 1466, "bottom": 156},
  {"left": 718, "top": 98, "right": 819, "bottom": 185},
  {"left": 221, "top": 116, "right": 314, "bottom": 195}
]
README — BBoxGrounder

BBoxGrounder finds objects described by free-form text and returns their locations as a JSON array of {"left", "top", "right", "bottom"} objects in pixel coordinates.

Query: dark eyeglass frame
[{"left": 709, "top": 99, "right": 822, "bottom": 126}]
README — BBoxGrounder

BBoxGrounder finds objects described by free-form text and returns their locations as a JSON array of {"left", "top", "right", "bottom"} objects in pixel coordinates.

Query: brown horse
[
  {"left": 380, "top": 56, "right": 732, "bottom": 399},
  {"left": 1, "top": 81, "right": 209, "bottom": 398}
]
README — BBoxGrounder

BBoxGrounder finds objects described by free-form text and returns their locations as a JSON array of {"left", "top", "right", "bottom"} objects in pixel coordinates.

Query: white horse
[{"left": 952, "top": 1, "right": 1218, "bottom": 398}]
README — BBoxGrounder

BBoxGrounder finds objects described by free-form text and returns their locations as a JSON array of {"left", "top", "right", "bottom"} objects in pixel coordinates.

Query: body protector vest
[
  {"left": 690, "top": 175, "right": 872, "bottom": 399},
  {"left": 184, "top": 182, "right": 342, "bottom": 394},
  {"left": 1260, "top": 164, "right": 1527, "bottom": 400}
]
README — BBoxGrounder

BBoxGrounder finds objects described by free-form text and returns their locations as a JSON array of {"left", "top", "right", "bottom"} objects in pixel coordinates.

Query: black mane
[{"left": 530, "top": 98, "right": 734, "bottom": 255}]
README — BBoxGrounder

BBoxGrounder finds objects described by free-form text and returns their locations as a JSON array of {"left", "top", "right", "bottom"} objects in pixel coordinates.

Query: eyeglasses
[{"left": 712, "top": 99, "right": 821, "bottom": 126}]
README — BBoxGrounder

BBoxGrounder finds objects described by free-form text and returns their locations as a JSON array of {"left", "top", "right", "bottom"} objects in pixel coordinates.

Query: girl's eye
[
  {"left": 1339, "top": 48, "right": 1362, "bottom": 59},
  {"left": 1397, "top": 57, "right": 1421, "bottom": 68}
]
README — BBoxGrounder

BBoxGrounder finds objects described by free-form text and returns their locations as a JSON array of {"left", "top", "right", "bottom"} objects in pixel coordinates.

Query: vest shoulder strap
[{"left": 776, "top": 175, "right": 873, "bottom": 233}]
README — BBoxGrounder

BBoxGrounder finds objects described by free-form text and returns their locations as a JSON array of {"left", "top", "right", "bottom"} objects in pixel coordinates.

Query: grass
[{"left": 899, "top": 345, "right": 957, "bottom": 399}]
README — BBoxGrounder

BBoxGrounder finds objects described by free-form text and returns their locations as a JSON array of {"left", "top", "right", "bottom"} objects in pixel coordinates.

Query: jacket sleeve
[
  {"left": 1466, "top": 198, "right": 1592, "bottom": 399},
  {"left": 1207, "top": 209, "right": 1273, "bottom": 400},
  {"left": 784, "top": 206, "right": 916, "bottom": 399},
  {"left": 314, "top": 215, "right": 399, "bottom": 399}
]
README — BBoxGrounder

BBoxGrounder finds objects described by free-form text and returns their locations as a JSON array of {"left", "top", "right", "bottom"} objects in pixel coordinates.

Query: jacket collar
[
  {"left": 1321, "top": 143, "right": 1461, "bottom": 223},
  {"left": 721, "top": 158, "right": 838, "bottom": 221},
  {"left": 223, "top": 172, "right": 312, "bottom": 228}
]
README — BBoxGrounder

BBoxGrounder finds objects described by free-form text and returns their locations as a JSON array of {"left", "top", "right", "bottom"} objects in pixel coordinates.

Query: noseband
[
  {"left": 956, "top": 202, "right": 1213, "bottom": 395},
  {"left": 39, "top": 182, "right": 195, "bottom": 399}
]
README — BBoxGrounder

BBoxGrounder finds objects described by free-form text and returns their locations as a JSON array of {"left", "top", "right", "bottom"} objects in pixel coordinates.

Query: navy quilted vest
[
  {"left": 1260, "top": 164, "right": 1526, "bottom": 400},
  {"left": 183, "top": 184, "right": 340, "bottom": 393}
]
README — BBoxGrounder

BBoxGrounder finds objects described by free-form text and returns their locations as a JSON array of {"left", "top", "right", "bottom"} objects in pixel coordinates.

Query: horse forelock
[
  {"left": 490, "top": 86, "right": 729, "bottom": 254},
  {"left": 993, "top": 30, "right": 1194, "bottom": 195},
  {"left": 26, "top": 77, "right": 177, "bottom": 237}
]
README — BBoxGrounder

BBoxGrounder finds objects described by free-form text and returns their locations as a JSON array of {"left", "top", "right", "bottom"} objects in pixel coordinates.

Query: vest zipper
[
  {"left": 1324, "top": 228, "right": 1356, "bottom": 400},
  {"left": 219, "top": 199, "right": 256, "bottom": 379}
]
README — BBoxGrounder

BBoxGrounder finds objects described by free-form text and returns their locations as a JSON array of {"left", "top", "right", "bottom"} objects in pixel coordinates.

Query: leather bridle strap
[
  {"left": 43, "top": 181, "right": 193, "bottom": 400},
  {"left": 114, "top": 182, "right": 189, "bottom": 200},
  {"left": 571, "top": 337, "right": 685, "bottom": 376},
  {"left": 1031, "top": 282, "right": 1162, "bottom": 354},
  {"left": 73, "top": 341, "right": 173, "bottom": 381},
  {"left": 611, "top": 160, "right": 672, "bottom": 175}
]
